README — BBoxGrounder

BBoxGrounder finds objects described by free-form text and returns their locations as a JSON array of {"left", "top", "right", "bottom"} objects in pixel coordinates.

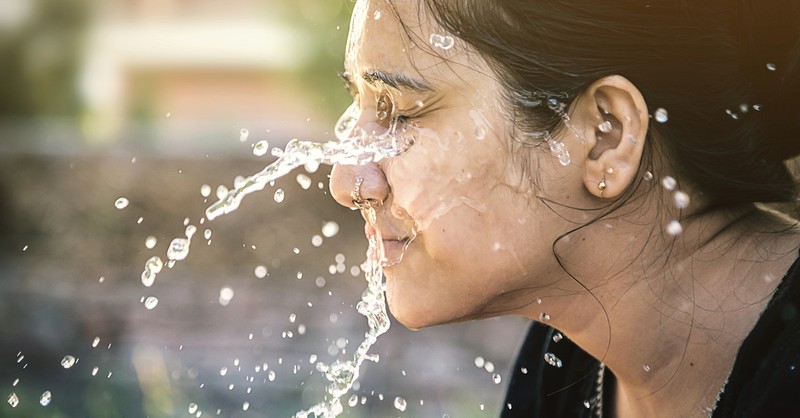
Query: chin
[{"left": 384, "top": 272, "right": 467, "bottom": 330}]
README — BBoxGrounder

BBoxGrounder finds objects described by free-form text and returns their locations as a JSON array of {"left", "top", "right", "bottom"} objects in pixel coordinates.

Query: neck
[{"left": 524, "top": 204, "right": 798, "bottom": 417}]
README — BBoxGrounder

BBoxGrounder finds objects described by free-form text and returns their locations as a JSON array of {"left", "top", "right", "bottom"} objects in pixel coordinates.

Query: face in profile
[{"left": 334, "top": 0, "right": 584, "bottom": 330}]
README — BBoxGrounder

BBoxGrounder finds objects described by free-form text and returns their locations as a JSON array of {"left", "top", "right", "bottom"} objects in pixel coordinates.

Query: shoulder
[{"left": 713, "top": 255, "right": 800, "bottom": 417}]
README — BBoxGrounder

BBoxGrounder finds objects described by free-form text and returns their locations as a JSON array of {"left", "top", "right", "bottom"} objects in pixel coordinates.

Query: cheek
[{"left": 385, "top": 127, "right": 504, "bottom": 227}]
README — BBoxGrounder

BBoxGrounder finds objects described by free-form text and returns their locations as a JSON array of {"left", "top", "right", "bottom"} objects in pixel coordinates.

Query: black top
[{"left": 502, "top": 255, "right": 800, "bottom": 418}]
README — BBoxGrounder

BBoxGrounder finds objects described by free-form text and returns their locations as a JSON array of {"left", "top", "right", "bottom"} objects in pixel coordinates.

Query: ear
[{"left": 571, "top": 75, "right": 649, "bottom": 199}]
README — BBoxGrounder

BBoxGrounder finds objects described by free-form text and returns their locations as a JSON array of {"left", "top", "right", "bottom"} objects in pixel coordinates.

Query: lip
[
  {"left": 381, "top": 237, "right": 410, "bottom": 267},
  {"left": 364, "top": 224, "right": 411, "bottom": 266}
]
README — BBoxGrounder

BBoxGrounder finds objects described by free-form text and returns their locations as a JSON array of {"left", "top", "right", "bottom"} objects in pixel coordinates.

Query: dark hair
[{"left": 418, "top": 0, "right": 800, "bottom": 208}]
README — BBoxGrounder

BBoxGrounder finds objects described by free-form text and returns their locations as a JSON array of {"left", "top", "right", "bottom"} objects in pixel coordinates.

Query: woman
[{"left": 329, "top": 0, "right": 800, "bottom": 416}]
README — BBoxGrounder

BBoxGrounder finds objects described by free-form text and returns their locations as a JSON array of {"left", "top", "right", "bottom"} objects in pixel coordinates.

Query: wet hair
[{"left": 417, "top": 0, "right": 800, "bottom": 208}]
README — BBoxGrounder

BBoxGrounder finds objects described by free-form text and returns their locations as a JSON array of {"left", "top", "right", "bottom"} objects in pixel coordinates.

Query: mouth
[
  {"left": 380, "top": 237, "right": 411, "bottom": 267},
  {"left": 364, "top": 224, "right": 412, "bottom": 267}
]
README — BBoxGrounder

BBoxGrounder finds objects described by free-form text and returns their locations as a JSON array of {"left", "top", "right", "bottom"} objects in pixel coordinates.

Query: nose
[{"left": 330, "top": 163, "right": 390, "bottom": 210}]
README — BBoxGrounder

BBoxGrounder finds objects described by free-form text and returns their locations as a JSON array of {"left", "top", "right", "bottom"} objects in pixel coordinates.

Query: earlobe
[{"left": 575, "top": 75, "right": 649, "bottom": 199}]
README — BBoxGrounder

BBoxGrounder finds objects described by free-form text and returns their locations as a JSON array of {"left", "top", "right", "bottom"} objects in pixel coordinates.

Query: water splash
[
  {"left": 544, "top": 353, "right": 563, "bottom": 368},
  {"left": 293, "top": 206, "right": 391, "bottom": 418},
  {"left": 39, "top": 391, "right": 52, "bottom": 406},
  {"left": 205, "top": 135, "right": 412, "bottom": 222},
  {"left": 654, "top": 108, "right": 669, "bottom": 123},
  {"left": 429, "top": 33, "right": 455, "bottom": 50},
  {"left": 114, "top": 197, "right": 129, "bottom": 209}
]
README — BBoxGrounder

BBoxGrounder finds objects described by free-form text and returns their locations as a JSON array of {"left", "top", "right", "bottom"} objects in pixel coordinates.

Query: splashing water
[
  {"left": 39, "top": 391, "right": 52, "bottom": 406},
  {"left": 429, "top": 33, "right": 455, "bottom": 50},
  {"left": 293, "top": 205, "right": 391, "bottom": 417},
  {"left": 135, "top": 101, "right": 415, "bottom": 416},
  {"left": 544, "top": 353, "right": 563, "bottom": 368},
  {"left": 60, "top": 355, "right": 77, "bottom": 369},
  {"left": 205, "top": 107, "right": 414, "bottom": 222}
]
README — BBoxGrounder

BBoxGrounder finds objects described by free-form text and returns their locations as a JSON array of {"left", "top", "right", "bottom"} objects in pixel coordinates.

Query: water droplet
[
  {"left": 268, "top": 370, "right": 276, "bottom": 381},
  {"left": 242, "top": 402, "right": 249, "bottom": 411},
  {"left": 166, "top": 238, "right": 190, "bottom": 261},
  {"left": 289, "top": 313, "right": 297, "bottom": 323},
  {"left": 141, "top": 255, "right": 164, "bottom": 287},
  {"left": 520, "top": 367, "right": 528, "bottom": 374},
  {"left": 39, "top": 391, "right": 51, "bottom": 406},
  {"left": 484, "top": 361, "right": 495, "bottom": 373},
  {"left": 188, "top": 403, "right": 198, "bottom": 414},
  {"left": 271, "top": 148, "right": 284, "bottom": 158},
  {"left": 273, "top": 189, "right": 285, "bottom": 203},
  {"left": 643, "top": 364, "right": 651, "bottom": 372},
  {"left": 145, "top": 236, "right": 158, "bottom": 249},
  {"left": 114, "top": 197, "right": 129, "bottom": 209},
  {"left": 254, "top": 265, "right": 268, "bottom": 279},
  {"left": 61, "top": 355, "right": 77, "bottom": 369},
  {"left": 598, "top": 121, "right": 613, "bottom": 133},
  {"left": 543, "top": 353, "right": 563, "bottom": 368},
  {"left": 322, "top": 221, "right": 340, "bottom": 238},
  {"left": 373, "top": 9, "right": 381, "bottom": 20},
  {"left": 216, "top": 185, "right": 228, "bottom": 200},
  {"left": 552, "top": 332, "right": 563, "bottom": 343},
  {"left": 200, "top": 184, "right": 211, "bottom": 197},
  {"left": 219, "top": 287, "right": 235, "bottom": 306},
  {"left": 666, "top": 220, "right": 683, "bottom": 236},
  {"left": 311, "top": 235, "right": 323, "bottom": 247},
  {"left": 348, "top": 394, "right": 359, "bottom": 407},
  {"left": 643, "top": 171, "right": 654, "bottom": 181},
  {"left": 661, "top": 176, "right": 676, "bottom": 191},
  {"left": 144, "top": 296, "right": 159, "bottom": 310},
  {"left": 429, "top": 33, "right": 455, "bottom": 50},
  {"left": 91, "top": 367, "right": 99, "bottom": 376},
  {"left": 296, "top": 174, "right": 312, "bottom": 190},
  {"left": 8, "top": 393, "right": 19, "bottom": 408},
  {"left": 394, "top": 397, "right": 407, "bottom": 411},
  {"left": 654, "top": 107, "right": 669, "bottom": 123},
  {"left": 203, "top": 229, "right": 212, "bottom": 240},
  {"left": 219, "top": 367, "right": 228, "bottom": 376},
  {"left": 539, "top": 312, "right": 551, "bottom": 322},
  {"left": 475, "top": 125, "right": 486, "bottom": 140},
  {"left": 492, "top": 373, "right": 502, "bottom": 384},
  {"left": 92, "top": 337, "right": 100, "bottom": 348},
  {"left": 253, "top": 140, "right": 269, "bottom": 156},
  {"left": 304, "top": 160, "right": 320, "bottom": 174},
  {"left": 239, "top": 128, "right": 249, "bottom": 142},
  {"left": 474, "top": 356, "right": 485, "bottom": 368},
  {"left": 673, "top": 191, "right": 690, "bottom": 209},
  {"left": 766, "top": 63, "right": 777, "bottom": 71},
  {"left": 584, "top": 400, "right": 591, "bottom": 408}
]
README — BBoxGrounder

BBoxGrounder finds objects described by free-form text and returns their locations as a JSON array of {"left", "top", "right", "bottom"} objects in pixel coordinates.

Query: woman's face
[{"left": 331, "top": 0, "right": 582, "bottom": 329}]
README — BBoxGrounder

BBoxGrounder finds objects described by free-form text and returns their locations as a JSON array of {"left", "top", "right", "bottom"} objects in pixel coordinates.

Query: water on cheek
[{"left": 389, "top": 128, "right": 491, "bottom": 233}]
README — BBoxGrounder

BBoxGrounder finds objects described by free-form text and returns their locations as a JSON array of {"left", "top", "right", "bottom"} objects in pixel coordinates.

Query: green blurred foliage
[{"left": 0, "top": 0, "right": 90, "bottom": 118}]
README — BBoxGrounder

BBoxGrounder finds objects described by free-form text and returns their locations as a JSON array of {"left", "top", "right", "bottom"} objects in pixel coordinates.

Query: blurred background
[{"left": 0, "top": 1, "right": 530, "bottom": 417}]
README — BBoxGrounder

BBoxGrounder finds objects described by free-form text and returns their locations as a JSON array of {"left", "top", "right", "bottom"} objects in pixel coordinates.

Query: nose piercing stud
[
  {"left": 352, "top": 177, "right": 364, "bottom": 205},
  {"left": 352, "top": 177, "right": 374, "bottom": 209}
]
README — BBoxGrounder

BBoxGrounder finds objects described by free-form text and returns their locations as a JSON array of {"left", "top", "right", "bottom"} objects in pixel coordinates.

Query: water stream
[{"left": 140, "top": 109, "right": 412, "bottom": 416}]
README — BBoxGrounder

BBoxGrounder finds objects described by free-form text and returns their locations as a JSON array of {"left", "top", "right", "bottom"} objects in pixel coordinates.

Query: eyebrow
[{"left": 339, "top": 70, "right": 433, "bottom": 93}]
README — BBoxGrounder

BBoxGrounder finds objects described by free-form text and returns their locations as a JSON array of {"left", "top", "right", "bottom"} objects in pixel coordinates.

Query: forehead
[{"left": 346, "top": 0, "right": 480, "bottom": 86}]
